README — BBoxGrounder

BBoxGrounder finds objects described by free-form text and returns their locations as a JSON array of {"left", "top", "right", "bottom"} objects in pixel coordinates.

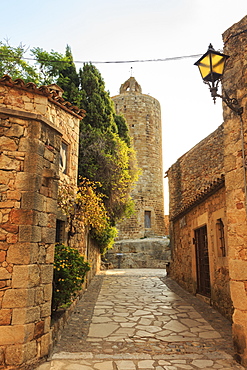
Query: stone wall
[
  {"left": 0, "top": 106, "right": 62, "bottom": 368},
  {"left": 106, "top": 237, "right": 170, "bottom": 269},
  {"left": 168, "top": 124, "right": 224, "bottom": 220},
  {"left": 0, "top": 76, "right": 101, "bottom": 368},
  {"left": 167, "top": 125, "right": 232, "bottom": 319},
  {"left": 169, "top": 185, "right": 232, "bottom": 319},
  {"left": 222, "top": 15, "right": 247, "bottom": 366},
  {"left": 112, "top": 77, "right": 166, "bottom": 239}
]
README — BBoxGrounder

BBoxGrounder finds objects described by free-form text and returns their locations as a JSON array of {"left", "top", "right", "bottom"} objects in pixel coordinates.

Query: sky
[{"left": 1, "top": 0, "right": 247, "bottom": 212}]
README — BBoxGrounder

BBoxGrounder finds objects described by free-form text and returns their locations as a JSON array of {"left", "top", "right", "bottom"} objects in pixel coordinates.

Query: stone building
[
  {"left": 0, "top": 75, "right": 101, "bottom": 368},
  {"left": 167, "top": 15, "right": 247, "bottom": 367},
  {"left": 167, "top": 125, "right": 232, "bottom": 319},
  {"left": 112, "top": 77, "right": 166, "bottom": 239}
]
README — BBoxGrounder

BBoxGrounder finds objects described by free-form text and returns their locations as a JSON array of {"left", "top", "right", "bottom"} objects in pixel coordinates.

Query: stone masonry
[
  {"left": 168, "top": 124, "right": 224, "bottom": 220},
  {"left": 222, "top": 15, "right": 247, "bottom": 367},
  {"left": 106, "top": 237, "right": 170, "bottom": 269},
  {"left": 0, "top": 75, "right": 85, "bottom": 369},
  {"left": 112, "top": 77, "right": 166, "bottom": 240},
  {"left": 167, "top": 125, "right": 233, "bottom": 320}
]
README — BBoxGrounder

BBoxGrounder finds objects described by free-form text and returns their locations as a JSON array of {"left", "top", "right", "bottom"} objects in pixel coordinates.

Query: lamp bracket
[
  {"left": 218, "top": 90, "right": 243, "bottom": 115},
  {"left": 205, "top": 81, "right": 243, "bottom": 115}
]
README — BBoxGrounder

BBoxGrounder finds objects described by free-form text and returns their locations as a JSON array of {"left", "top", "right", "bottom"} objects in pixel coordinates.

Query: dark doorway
[
  {"left": 145, "top": 211, "right": 151, "bottom": 228},
  {"left": 194, "top": 225, "right": 211, "bottom": 297}
]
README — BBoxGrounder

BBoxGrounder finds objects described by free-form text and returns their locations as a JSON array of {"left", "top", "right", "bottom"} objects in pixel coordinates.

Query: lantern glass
[{"left": 194, "top": 45, "right": 229, "bottom": 84}]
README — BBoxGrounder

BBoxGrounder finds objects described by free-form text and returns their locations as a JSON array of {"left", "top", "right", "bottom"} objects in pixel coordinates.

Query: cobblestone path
[{"left": 36, "top": 269, "right": 245, "bottom": 369}]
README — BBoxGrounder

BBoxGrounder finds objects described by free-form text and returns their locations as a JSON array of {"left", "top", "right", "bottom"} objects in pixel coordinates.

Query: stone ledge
[
  {"left": 0, "top": 106, "right": 63, "bottom": 136},
  {"left": 106, "top": 237, "right": 171, "bottom": 269}
]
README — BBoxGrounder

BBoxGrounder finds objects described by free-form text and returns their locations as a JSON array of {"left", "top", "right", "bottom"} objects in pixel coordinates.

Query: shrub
[
  {"left": 91, "top": 223, "right": 118, "bottom": 254},
  {"left": 52, "top": 244, "right": 90, "bottom": 311},
  {"left": 58, "top": 178, "right": 109, "bottom": 242}
]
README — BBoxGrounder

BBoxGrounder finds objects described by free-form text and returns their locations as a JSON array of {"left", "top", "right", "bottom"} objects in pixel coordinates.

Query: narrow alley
[{"left": 36, "top": 270, "right": 245, "bottom": 370}]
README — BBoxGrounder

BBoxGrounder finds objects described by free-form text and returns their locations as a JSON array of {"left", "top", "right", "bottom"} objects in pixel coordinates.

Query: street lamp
[
  {"left": 194, "top": 44, "right": 243, "bottom": 115},
  {"left": 196, "top": 43, "right": 247, "bottom": 216}
]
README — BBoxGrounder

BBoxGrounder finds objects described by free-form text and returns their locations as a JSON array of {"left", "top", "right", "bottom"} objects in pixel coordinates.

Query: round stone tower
[{"left": 112, "top": 76, "right": 166, "bottom": 239}]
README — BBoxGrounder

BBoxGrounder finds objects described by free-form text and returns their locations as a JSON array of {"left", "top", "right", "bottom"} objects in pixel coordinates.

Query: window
[
  {"left": 216, "top": 218, "right": 226, "bottom": 257},
  {"left": 56, "top": 220, "right": 65, "bottom": 244},
  {"left": 145, "top": 211, "right": 151, "bottom": 228},
  {"left": 59, "top": 141, "right": 68, "bottom": 174}
]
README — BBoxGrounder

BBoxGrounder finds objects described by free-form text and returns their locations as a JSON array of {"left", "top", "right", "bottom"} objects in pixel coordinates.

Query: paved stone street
[{"left": 36, "top": 269, "right": 245, "bottom": 369}]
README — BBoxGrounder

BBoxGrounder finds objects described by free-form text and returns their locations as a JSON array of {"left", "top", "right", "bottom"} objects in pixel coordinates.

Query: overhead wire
[
  {"left": 0, "top": 53, "right": 203, "bottom": 65},
  {"left": 1, "top": 27, "right": 247, "bottom": 65}
]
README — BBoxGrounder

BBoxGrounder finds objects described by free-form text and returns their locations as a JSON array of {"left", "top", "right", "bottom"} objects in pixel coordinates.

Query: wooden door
[{"left": 195, "top": 225, "right": 211, "bottom": 297}]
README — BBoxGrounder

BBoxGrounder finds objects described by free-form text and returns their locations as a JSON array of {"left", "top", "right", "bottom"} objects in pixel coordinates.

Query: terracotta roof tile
[{"left": 0, "top": 74, "right": 85, "bottom": 119}]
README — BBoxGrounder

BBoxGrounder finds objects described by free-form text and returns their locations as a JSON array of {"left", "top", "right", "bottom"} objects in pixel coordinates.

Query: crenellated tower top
[{"left": 120, "top": 77, "right": 142, "bottom": 94}]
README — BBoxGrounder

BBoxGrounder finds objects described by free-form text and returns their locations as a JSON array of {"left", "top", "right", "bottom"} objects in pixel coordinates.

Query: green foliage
[
  {"left": 79, "top": 63, "right": 118, "bottom": 133},
  {"left": 78, "top": 64, "right": 140, "bottom": 224},
  {"left": 91, "top": 224, "right": 118, "bottom": 255},
  {"left": 52, "top": 244, "right": 90, "bottom": 311},
  {"left": 0, "top": 41, "right": 140, "bottom": 248},
  {"left": 31, "top": 45, "right": 81, "bottom": 107},
  {"left": 58, "top": 178, "right": 109, "bottom": 238},
  {"left": 78, "top": 122, "right": 140, "bottom": 223},
  {"left": 114, "top": 114, "right": 131, "bottom": 147},
  {"left": 0, "top": 41, "right": 39, "bottom": 83},
  {"left": 57, "top": 179, "right": 119, "bottom": 253},
  {"left": 31, "top": 47, "right": 66, "bottom": 85},
  {"left": 56, "top": 46, "right": 81, "bottom": 107}
]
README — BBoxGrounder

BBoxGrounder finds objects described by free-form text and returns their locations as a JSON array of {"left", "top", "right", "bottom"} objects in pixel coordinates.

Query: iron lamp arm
[
  {"left": 214, "top": 90, "right": 243, "bottom": 115},
  {"left": 205, "top": 81, "right": 243, "bottom": 115}
]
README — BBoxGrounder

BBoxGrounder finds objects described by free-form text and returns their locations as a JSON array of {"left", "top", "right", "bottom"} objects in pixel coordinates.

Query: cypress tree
[
  {"left": 56, "top": 46, "right": 81, "bottom": 107},
  {"left": 78, "top": 64, "right": 139, "bottom": 223},
  {"left": 79, "top": 64, "right": 117, "bottom": 133}
]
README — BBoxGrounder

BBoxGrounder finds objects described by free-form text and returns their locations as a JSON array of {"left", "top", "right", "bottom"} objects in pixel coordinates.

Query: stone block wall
[
  {"left": 222, "top": 15, "right": 247, "bottom": 366},
  {"left": 0, "top": 77, "right": 93, "bottom": 368},
  {"left": 86, "top": 236, "right": 101, "bottom": 283},
  {"left": 106, "top": 237, "right": 170, "bottom": 269},
  {"left": 169, "top": 186, "right": 232, "bottom": 319},
  {"left": 167, "top": 120, "right": 233, "bottom": 319},
  {"left": 168, "top": 124, "right": 224, "bottom": 220},
  {"left": 0, "top": 108, "right": 62, "bottom": 368}
]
